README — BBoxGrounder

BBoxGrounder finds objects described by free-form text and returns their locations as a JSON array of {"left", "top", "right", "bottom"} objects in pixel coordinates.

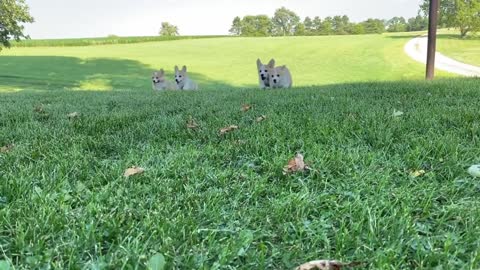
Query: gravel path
[{"left": 404, "top": 35, "right": 480, "bottom": 77}]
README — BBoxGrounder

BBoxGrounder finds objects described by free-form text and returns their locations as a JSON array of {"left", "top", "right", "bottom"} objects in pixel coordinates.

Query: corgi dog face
[
  {"left": 152, "top": 69, "right": 166, "bottom": 84},
  {"left": 152, "top": 69, "right": 177, "bottom": 91},
  {"left": 257, "top": 58, "right": 275, "bottom": 89},
  {"left": 174, "top": 65, "right": 198, "bottom": 90},
  {"left": 175, "top": 65, "right": 188, "bottom": 85},
  {"left": 268, "top": 65, "right": 292, "bottom": 89}
]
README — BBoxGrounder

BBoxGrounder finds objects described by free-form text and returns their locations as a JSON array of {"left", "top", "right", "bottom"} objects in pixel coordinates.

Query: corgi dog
[
  {"left": 268, "top": 64, "right": 292, "bottom": 89},
  {"left": 174, "top": 65, "right": 198, "bottom": 90},
  {"left": 256, "top": 58, "right": 275, "bottom": 89},
  {"left": 152, "top": 69, "right": 177, "bottom": 91}
]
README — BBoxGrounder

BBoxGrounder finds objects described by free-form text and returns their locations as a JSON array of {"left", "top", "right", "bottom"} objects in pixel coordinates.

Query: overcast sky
[{"left": 24, "top": 0, "right": 423, "bottom": 39}]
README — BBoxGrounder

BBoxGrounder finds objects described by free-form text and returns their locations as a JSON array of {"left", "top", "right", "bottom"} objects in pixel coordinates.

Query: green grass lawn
[
  {"left": 1, "top": 79, "right": 480, "bottom": 269},
  {"left": 0, "top": 34, "right": 453, "bottom": 92},
  {"left": 437, "top": 33, "right": 480, "bottom": 66}
]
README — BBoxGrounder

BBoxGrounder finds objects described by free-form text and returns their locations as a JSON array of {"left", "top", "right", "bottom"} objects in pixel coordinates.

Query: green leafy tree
[
  {"left": 421, "top": 0, "right": 480, "bottom": 37},
  {"left": 229, "top": 16, "right": 242, "bottom": 35},
  {"left": 159, "top": 22, "right": 179, "bottom": 36},
  {"left": 351, "top": 23, "right": 366, "bottom": 34},
  {"left": 303, "top": 17, "right": 314, "bottom": 35},
  {"left": 320, "top": 17, "right": 334, "bottom": 35},
  {"left": 332, "top": 15, "right": 351, "bottom": 35},
  {"left": 361, "top": 18, "right": 386, "bottom": 34},
  {"left": 240, "top": 15, "right": 272, "bottom": 37},
  {"left": 312, "top": 16, "right": 323, "bottom": 35},
  {"left": 272, "top": 7, "right": 300, "bottom": 36},
  {"left": 294, "top": 22, "right": 306, "bottom": 36},
  {"left": 406, "top": 15, "right": 429, "bottom": 31},
  {"left": 0, "top": 0, "right": 34, "bottom": 51},
  {"left": 387, "top": 17, "right": 408, "bottom": 32}
]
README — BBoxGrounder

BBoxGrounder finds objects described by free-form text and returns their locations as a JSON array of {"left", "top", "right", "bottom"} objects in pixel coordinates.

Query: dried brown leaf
[
  {"left": 187, "top": 118, "right": 199, "bottom": 129},
  {"left": 124, "top": 166, "right": 145, "bottom": 177},
  {"left": 34, "top": 105, "right": 45, "bottom": 113},
  {"left": 256, "top": 115, "right": 267, "bottom": 122},
  {"left": 295, "top": 260, "right": 363, "bottom": 270},
  {"left": 0, "top": 144, "right": 14, "bottom": 153},
  {"left": 241, "top": 104, "right": 252, "bottom": 112},
  {"left": 392, "top": 109, "right": 404, "bottom": 117},
  {"left": 219, "top": 125, "right": 239, "bottom": 135},
  {"left": 468, "top": 164, "right": 480, "bottom": 177},
  {"left": 67, "top": 112, "right": 81, "bottom": 119},
  {"left": 409, "top": 169, "right": 426, "bottom": 178},
  {"left": 283, "top": 153, "right": 310, "bottom": 175}
]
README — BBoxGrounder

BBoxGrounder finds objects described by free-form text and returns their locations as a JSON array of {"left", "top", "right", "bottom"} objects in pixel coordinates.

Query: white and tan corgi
[
  {"left": 256, "top": 58, "right": 275, "bottom": 89},
  {"left": 268, "top": 64, "right": 292, "bottom": 89},
  {"left": 174, "top": 65, "right": 198, "bottom": 90},
  {"left": 152, "top": 69, "right": 177, "bottom": 91}
]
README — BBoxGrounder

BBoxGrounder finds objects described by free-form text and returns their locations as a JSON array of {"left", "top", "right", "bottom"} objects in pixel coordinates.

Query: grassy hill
[
  {"left": 1, "top": 79, "right": 480, "bottom": 269},
  {"left": 437, "top": 34, "right": 480, "bottom": 66},
  {"left": 0, "top": 33, "right": 454, "bottom": 92}
]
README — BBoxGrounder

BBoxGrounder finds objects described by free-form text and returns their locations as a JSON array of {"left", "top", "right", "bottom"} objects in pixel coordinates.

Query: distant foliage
[
  {"left": 229, "top": 7, "right": 431, "bottom": 37},
  {"left": 272, "top": 7, "right": 301, "bottom": 36},
  {"left": 239, "top": 15, "right": 273, "bottom": 37},
  {"left": 159, "top": 22, "right": 179, "bottom": 37},
  {"left": 0, "top": 0, "right": 34, "bottom": 51},
  {"left": 421, "top": 0, "right": 480, "bottom": 37},
  {"left": 406, "top": 15, "right": 429, "bottom": 32}
]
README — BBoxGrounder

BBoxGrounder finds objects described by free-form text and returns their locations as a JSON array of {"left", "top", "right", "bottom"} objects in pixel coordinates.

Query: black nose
[
  {"left": 261, "top": 75, "right": 265, "bottom": 80},
  {"left": 176, "top": 79, "right": 179, "bottom": 83},
  {"left": 273, "top": 79, "right": 277, "bottom": 83}
]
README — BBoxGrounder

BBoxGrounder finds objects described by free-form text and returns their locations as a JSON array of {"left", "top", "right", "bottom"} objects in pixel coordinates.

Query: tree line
[
  {"left": 1, "top": 0, "right": 479, "bottom": 51},
  {"left": 229, "top": 7, "right": 430, "bottom": 37},
  {"left": 231, "top": 0, "right": 480, "bottom": 38}
]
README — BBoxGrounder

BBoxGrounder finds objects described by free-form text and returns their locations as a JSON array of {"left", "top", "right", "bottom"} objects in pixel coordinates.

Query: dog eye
[
  {"left": 277, "top": 75, "right": 280, "bottom": 77},
  {"left": 271, "top": 75, "right": 274, "bottom": 78},
  {"left": 259, "top": 70, "right": 262, "bottom": 73}
]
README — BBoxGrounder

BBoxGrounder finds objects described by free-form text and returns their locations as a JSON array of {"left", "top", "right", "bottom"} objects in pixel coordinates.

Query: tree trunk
[{"left": 460, "top": 27, "right": 469, "bottom": 38}]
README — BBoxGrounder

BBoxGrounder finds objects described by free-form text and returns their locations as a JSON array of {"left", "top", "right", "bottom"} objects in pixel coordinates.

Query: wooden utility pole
[{"left": 426, "top": 0, "right": 440, "bottom": 80}]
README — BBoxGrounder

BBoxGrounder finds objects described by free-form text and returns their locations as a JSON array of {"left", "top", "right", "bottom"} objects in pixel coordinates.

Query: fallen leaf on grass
[
  {"left": 186, "top": 118, "right": 199, "bottom": 129},
  {"left": 67, "top": 112, "right": 81, "bottom": 119},
  {"left": 219, "top": 125, "right": 239, "bottom": 135},
  {"left": 467, "top": 164, "right": 480, "bottom": 177},
  {"left": 283, "top": 153, "right": 310, "bottom": 175},
  {"left": 392, "top": 109, "right": 404, "bottom": 117},
  {"left": 295, "top": 260, "right": 363, "bottom": 270},
  {"left": 410, "top": 169, "right": 426, "bottom": 178},
  {"left": 124, "top": 166, "right": 145, "bottom": 177},
  {"left": 34, "top": 105, "right": 45, "bottom": 113},
  {"left": 0, "top": 260, "right": 12, "bottom": 270},
  {"left": 147, "top": 253, "right": 166, "bottom": 270},
  {"left": 241, "top": 104, "right": 252, "bottom": 112},
  {"left": 0, "top": 144, "right": 14, "bottom": 153},
  {"left": 256, "top": 115, "right": 267, "bottom": 122}
]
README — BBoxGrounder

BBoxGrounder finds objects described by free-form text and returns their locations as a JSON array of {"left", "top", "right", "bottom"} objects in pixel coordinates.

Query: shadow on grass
[
  {"left": 0, "top": 56, "right": 239, "bottom": 92},
  {"left": 385, "top": 33, "right": 426, "bottom": 39},
  {"left": 436, "top": 34, "right": 480, "bottom": 41}
]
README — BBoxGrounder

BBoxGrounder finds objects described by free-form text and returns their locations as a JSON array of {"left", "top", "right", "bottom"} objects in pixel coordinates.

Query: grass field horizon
[{"left": 0, "top": 32, "right": 457, "bottom": 92}]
